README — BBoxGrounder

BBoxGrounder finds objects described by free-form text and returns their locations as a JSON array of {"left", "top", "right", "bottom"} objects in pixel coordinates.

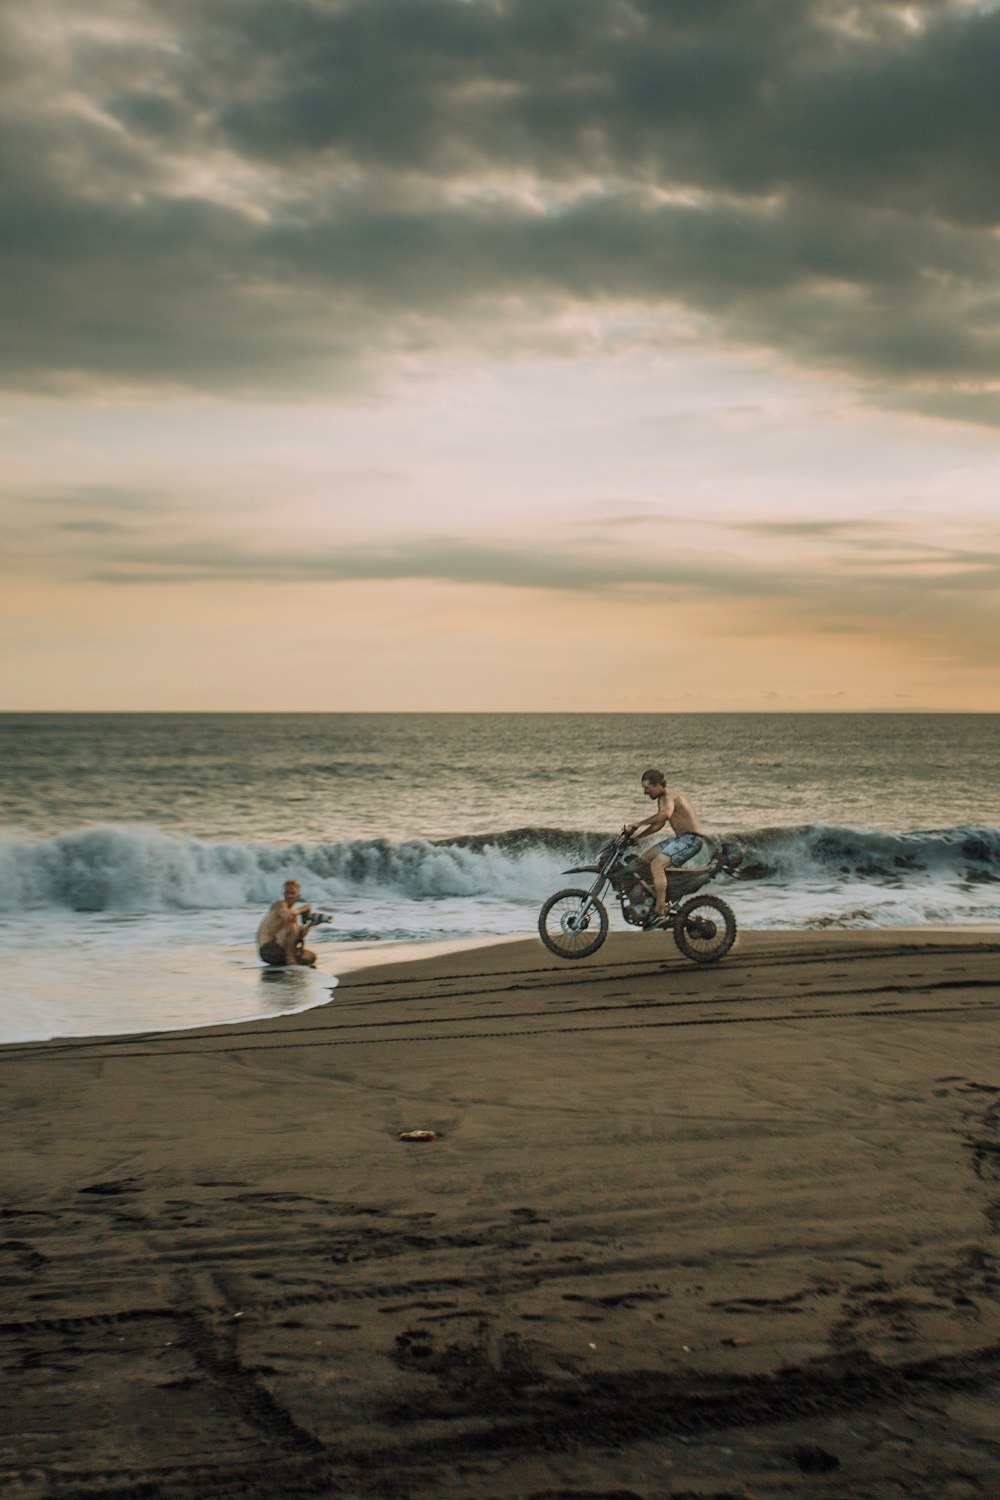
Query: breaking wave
[
  {"left": 1, "top": 824, "right": 603, "bottom": 912},
  {"left": 2, "top": 821, "right": 999, "bottom": 916},
  {"left": 734, "top": 823, "right": 1000, "bottom": 888}
]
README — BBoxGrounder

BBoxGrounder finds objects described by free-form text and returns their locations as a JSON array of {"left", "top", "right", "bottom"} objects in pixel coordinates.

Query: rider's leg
[{"left": 641, "top": 849, "right": 671, "bottom": 916}]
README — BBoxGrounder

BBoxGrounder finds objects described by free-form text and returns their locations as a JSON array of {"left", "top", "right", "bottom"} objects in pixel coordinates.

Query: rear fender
[{"left": 563, "top": 864, "right": 601, "bottom": 875}]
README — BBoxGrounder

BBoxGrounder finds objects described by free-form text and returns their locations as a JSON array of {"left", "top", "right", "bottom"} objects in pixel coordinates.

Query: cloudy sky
[{"left": 3, "top": 0, "right": 999, "bottom": 710}]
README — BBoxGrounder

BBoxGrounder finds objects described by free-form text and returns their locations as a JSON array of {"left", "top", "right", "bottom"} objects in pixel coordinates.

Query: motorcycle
[{"left": 538, "top": 829, "right": 743, "bottom": 964}]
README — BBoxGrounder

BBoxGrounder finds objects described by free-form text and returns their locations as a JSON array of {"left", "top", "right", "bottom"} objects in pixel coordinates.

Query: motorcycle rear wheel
[
  {"left": 673, "top": 893, "right": 737, "bottom": 964},
  {"left": 538, "top": 888, "right": 609, "bottom": 960}
]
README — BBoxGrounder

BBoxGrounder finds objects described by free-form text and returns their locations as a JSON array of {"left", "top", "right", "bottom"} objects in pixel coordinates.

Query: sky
[{"left": 2, "top": 0, "right": 999, "bottom": 711}]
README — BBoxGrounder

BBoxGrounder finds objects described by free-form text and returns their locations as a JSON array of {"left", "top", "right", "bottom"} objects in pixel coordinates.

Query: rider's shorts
[
  {"left": 259, "top": 939, "right": 288, "bottom": 967},
  {"left": 656, "top": 832, "right": 703, "bottom": 867}
]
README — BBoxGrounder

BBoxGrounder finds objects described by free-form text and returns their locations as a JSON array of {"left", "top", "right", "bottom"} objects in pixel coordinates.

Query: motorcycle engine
[
  {"left": 621, "top": 881, "right": 654, "bottom": 926},
  {"left": 615, "top": 849, "right": 655, "bottom": 926}
]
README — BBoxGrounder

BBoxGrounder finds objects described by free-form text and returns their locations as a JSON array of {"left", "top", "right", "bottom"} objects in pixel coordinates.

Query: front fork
[
  {"left": 568, "top": 875, "right": 608, "bottom": 927},
  {"left": 563, "top": 875, "right": 608, "bottom": 928}
]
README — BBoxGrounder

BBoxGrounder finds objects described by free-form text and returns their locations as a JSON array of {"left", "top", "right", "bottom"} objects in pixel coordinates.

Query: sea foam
[{"left": 2, "top": 822, "right": 999, "bottom": 914}]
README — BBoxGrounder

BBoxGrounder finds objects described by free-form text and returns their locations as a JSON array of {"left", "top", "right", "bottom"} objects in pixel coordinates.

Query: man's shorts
[
  {"left": 654, "top": 832, "right": 703, "bottom": 867},
  {"left": 259, "top": 939, "right": 288, "bottom": 967}
]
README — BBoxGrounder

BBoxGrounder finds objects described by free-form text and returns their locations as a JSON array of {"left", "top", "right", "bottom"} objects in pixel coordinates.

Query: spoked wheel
[
  {"left": 673, "top": 894, "right": 737, "bottom": 964},
  {"left": 538, "top": 888, "right": 609, "bottom": 960}
]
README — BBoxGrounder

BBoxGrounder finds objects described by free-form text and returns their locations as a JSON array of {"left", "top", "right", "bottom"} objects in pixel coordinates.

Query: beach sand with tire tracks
[{"left": 2, "top": 928, "right": 1000, "bottom": 1499}]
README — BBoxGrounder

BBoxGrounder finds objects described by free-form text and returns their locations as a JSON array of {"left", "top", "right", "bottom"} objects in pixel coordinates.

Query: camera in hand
[{"left": 300, "top": 910, "right": 332, "bottom": 928}]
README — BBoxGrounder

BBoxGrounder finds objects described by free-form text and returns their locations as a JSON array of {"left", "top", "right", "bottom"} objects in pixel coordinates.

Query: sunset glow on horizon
[{"left": 2, "top": 0, "right": 999, "bottom": 711}]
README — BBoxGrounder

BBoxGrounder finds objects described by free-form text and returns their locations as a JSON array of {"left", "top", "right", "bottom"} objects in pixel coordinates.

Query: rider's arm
[{"left": 630, "top": 793, "right": 674, "bottom": 839}]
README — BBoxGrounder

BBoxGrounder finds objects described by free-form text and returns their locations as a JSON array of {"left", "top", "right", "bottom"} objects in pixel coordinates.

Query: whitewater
[{"left": 1, "top": 712, "right": 997, "bottom": 1043}]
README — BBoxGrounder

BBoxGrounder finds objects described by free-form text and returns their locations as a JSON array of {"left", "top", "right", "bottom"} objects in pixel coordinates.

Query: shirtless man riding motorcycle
[{"left": 625, "top": 768, "right": 704, "bottom": 929}]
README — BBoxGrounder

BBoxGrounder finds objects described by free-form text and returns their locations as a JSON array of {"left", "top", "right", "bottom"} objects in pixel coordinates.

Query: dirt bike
[{"left": 538, "top": 829, "right": 743, "bottom": 963}]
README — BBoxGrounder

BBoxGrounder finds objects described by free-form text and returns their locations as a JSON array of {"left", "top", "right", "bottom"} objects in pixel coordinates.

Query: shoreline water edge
[
  {"left": 3, "top": 712, "right": 998, "bottom": 1042},
  {"left": 4, "top": 820, "right": 1000, "bottom": 1043}
]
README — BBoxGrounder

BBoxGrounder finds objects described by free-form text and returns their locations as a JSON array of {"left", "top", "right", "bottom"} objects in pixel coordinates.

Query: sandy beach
[{"left": 3, "top": 928, "right": 1000, "bottom": 1499}]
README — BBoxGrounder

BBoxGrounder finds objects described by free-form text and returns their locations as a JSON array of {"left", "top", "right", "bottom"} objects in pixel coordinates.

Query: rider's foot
[{"left": 643, "top": 912, "right": 669, "bottom": 930}]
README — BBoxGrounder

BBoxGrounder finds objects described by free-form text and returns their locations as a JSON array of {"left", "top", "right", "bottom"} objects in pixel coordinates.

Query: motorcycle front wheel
[
  {"left": 538, "top": 888, "right": 609, "bottom": 960},
  {"left": 673, "top": 894, "right": 737, "bottom": 964}
]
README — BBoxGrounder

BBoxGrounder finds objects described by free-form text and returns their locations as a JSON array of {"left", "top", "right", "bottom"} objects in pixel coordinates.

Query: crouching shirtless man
[
  {"left": 257, "top": 879, "right": 317, "bottom": 967},
  {"left": 625, "top": 768, "right": 704, "bottom": 930}
]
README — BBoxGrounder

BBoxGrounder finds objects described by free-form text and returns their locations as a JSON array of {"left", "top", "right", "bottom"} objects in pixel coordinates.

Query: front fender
[{"left": 563, "top": 864, "right": 601, "bottom": 875}]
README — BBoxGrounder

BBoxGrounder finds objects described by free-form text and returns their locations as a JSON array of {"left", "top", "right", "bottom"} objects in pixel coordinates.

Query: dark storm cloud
[
  {"left": 4, "top": 0, "right": 1000, "bottom": 406},
  {"left": 201, "top": 0, "right": 1000, "bottom": 224}
]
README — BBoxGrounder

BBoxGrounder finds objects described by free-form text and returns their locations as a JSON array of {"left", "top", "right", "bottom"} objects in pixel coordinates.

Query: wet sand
[{"left": 2, "top": 929, "right": 1000, "bottom": 1499}]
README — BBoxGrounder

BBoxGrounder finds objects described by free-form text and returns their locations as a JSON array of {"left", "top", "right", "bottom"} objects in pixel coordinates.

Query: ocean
[{"left": 1, "top": 712, "right": 998, "bottom": 1044}]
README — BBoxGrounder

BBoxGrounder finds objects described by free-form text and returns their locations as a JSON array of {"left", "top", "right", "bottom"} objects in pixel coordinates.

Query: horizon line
[{"left": 1, "top": 707, "right": 994, "bottom": 717}]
